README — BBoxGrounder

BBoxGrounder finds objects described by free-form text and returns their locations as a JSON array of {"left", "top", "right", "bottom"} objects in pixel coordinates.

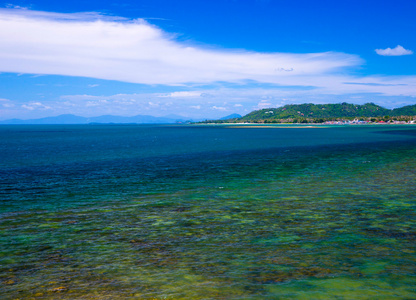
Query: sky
[{"left": 0, "top": 0, "right": 415, "bottom": 120}]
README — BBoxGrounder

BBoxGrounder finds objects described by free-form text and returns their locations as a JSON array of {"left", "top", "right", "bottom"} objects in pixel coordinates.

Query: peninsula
[{"left": 201, "top": 103, "right": 416, "bottom": 124}]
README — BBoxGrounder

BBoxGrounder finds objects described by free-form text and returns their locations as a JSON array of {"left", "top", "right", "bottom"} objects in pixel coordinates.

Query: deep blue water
[{"left": 1, "top": 124, "right": 416, "bottom": 299}]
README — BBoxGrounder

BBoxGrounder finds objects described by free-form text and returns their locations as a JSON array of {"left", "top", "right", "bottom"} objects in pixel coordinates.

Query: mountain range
[
  {"left": 0, "top": 114, "right": 200, "bottom": 124},
  {"left": 0, "top": 113, "right": 244, "bottom": 124}
]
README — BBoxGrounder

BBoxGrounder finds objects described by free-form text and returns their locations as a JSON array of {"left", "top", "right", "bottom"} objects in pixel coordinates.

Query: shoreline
[{"left": 194, "top": 122, "right": 416, "bottom": 127}]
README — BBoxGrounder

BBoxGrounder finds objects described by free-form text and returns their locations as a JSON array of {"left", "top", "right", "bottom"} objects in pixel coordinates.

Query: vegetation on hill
[
  {"left": 201, "top": 103, "right": 416, "bottom": 124},
  {"left": 391, "top": 105, "right": 416, "bottom": 116}
]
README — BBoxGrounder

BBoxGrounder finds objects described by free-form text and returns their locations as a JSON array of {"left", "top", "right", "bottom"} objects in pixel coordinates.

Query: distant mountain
[
  {"left": 236, "top": 103, "right": 416, "bottom": 122},
  {"left": 220, "top": 113, "right": 242, "bottom": 120},
  {"left": 0, "top": 114, "right": 88, "bottom": 125},
  {"left": 0, "top": 114, "right": 199, "bottom": 124}
]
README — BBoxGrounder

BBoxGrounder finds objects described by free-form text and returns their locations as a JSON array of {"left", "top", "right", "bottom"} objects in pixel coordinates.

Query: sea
[{"left": 1, "top": 124, "right": 416, "bottom": 299}]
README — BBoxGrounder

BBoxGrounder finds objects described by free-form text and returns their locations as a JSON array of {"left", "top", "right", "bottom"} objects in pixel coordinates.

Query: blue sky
[{"left": 0, "top": 0, "right": 415, "bottom": 120}]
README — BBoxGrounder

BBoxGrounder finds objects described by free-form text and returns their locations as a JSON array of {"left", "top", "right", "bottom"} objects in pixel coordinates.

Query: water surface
[{"left": 1, "top": 124, "right": 416, "bottom": 299}]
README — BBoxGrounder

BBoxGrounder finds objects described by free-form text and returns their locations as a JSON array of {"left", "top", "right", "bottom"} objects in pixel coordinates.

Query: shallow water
[{"left": 1, "top": 124, "right": 416, "bottom": 299}]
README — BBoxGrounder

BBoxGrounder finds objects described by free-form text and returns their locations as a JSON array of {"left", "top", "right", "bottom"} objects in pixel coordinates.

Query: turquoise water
[{"left": 1, "top": 124, "right": 416, "bottom": 299}]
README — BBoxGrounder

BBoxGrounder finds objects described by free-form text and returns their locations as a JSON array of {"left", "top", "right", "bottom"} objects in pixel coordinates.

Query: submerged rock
[{"left": 51, "top": 286, "right": 67, "bottom": 292}]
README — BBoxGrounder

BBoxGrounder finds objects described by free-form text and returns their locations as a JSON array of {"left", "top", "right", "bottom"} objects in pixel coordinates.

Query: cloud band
[{"left": 0, "top": 8, "right": 361, "bottom": 85}]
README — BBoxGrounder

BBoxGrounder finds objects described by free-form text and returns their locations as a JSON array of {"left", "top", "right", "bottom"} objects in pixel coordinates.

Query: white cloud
[
  {"left": 159, "top": 91, "right": 202, "bottom": 98},
  {"left": 85, "top": 99, "right": 108, "bottom": 107},
  {"left": 211, "top": 106, "right": 227, "bottom": 111},
  {"left": 0, "top": 98, "right": 15, "bottom": 107},
  {"left": 375, "top": 45, "right": 413, "bottom": 56},
  {"left": 257, "top": 99, "right": 273, "bottom": 109},
  {"left": 5, "top": 4, "right": 30, "bottom": 10},
  {"left": 0, "top": 8, "right": 360, "bottom": 86},
  {"left": 21, "top": 102, "right": 51, "bottom": 110}
]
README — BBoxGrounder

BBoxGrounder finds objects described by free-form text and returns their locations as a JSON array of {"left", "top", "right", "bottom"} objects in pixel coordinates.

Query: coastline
[{"left": 194, "top": 122, "right": 416, "bottom": 128}]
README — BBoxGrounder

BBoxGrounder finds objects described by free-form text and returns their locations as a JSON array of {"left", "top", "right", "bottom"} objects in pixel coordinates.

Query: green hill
[
  {"left": 391, "top": 105, "right": 416, "bottom": 116},
  {"left": 234, "top": 103, "right": 416, "bottom": 123}
]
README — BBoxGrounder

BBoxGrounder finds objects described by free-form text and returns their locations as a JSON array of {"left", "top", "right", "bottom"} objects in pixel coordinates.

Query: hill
[
  {"left": 391, "top": 105, "right": 416, "bottom": 116},
  {"left": 219, "top": 113, "right": 242, "bottom": 120},
  {"left": 235, "top": 103, "right": 416, "bottom": 123}
]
